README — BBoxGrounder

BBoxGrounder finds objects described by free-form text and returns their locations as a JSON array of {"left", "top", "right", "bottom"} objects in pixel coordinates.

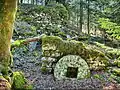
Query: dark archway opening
[{"left": 66, "top": 67, "right": 78, "bottom": 78}]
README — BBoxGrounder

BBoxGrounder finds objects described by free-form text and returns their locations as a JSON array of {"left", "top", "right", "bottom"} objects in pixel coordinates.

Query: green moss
[
  {"left": 113, "top": 60, "right": 120, "bottom": 67},
  {"left": 118, "top": 56, "right": 120, "bottom": 60},
  {"left": 93, "top": 74, "right": 101, "bottom": 80},
  {"left": 12, "top": 40, "right": 25, "bottom": 47},
  {"left": 112, "top": 68, "right": 120, "bottom": 76},
  {"left": 12, "top": 72, "right": 26, "bottom": 89},
  {"left": 12, "top": 72, "right": 33, "bottom": 90},
  {"left": 95, "top": 42, "right": 120, "bottom": 59},
  {"left": 33, "top": 51, "right": 38, "bottom": 57},
  {"left": 57, "top": 32, "right": 66, "bottom": 37},
  {"left": 118, "top": 62, "right": 120, "bottom": 67},
  {"left": 0, "top": 0, "right": 4, "bottom": 22},
  {"left": 0, "top": 55, "right": 12, "bottom": 75},
  {"left": 42, "top": 35, "right": 109, "bottom": 70},
  {"left": 31, "top": 26, "right": 36, "bottom": 31},
  {"left": 110, "top": 74, "right": 120, "bottom": 83},
  {"left": 41, "top": 67, "right": 48, "bottom": 73},
  {"left": 42, "top": 35, "right": 85, "bottom": 56}
]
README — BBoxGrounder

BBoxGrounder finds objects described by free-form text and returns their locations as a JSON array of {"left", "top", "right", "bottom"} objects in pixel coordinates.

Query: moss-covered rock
[
  {"left": 0, "top": 75, "right": 11, "bottom": 90},
  {"left": 12, "top": 72, "right": 33, "bottom": 90},
  {"left": 42, "top": 35, "right": 109, "bottom": 70},
  {"left": 54, "top": 55, "right": 90, "bottom": 80}
]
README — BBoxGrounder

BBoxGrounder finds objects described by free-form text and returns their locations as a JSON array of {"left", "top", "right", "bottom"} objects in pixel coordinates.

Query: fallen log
[{"left": 11, "top": 35, "right": 43, "bottom": 48}]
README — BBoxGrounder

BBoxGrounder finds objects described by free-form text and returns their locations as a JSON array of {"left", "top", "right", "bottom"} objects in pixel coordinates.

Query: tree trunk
[
  {"left": 76, "top": 9, "right": 79, "bottom": 30},
  {"left": 87, "top": 0, "right": 90, "bottom": 35},
  {"left": 79, "top": 0, "right": 83, "bottom": 34},
  {"left": 31, "top": 0, "right": 35, "bottom": 4},
  {"left": 0, "top": 0, "right": 17, "bottom": 75},
  {"left": 20, "top": 0, "right": 23, "bottom": 3},
  {"left": 94, "top": 26, "right": 97, "bottom": 36}
]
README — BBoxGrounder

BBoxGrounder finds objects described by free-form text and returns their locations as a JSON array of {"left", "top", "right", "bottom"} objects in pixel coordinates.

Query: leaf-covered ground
[
  {"left": 12, "top": 4, "right": 120, "bottom": 89},
  {"left": 12, "top": 44, "right": 117, "bottom": 89}
]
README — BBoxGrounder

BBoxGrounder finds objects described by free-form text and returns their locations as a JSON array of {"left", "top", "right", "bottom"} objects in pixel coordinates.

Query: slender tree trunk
[
  {"left": 36, "top": 0, "right": 37, "bottom": 5},
  {"left": 87, "top": 0, "right": 90, "bottom": 35},
  {"left": 76, "top": 8, "right": 79, "bottom": 30},
  {"left": 0, "top": 0, "right": 17, "bottom": 75},
  {"left": 79, "top": 0, "right": 83, "bottom": 34},
  {"left": 94, "top": 26, "right": 97, "bottom": 36},
  {"left": 20, "top": 0, "right": 23, "bottom": 3},
  {"left": 31, "top": 0, "right": 35, "bottom": 4},
  {"left": 28, "top": 0, "right": 29, "bottom": 4},
  {"left": 77, "top": 14, "right": 79, "bottom": 30}
]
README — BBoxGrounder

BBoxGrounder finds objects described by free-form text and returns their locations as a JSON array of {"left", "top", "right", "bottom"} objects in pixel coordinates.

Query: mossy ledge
[
  {"left": 42, "top": 35, "right": 110, "bottom": 70},
  {"left": 12, "top": 72, "right": 33, "bottom": 90}
]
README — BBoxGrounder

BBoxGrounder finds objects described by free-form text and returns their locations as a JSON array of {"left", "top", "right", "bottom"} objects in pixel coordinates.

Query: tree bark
[
  {"left": 87, "top": 0, "right": 90, "bottom": 35},
  {"left": 20, "top": 0, "right": 23, "bottom": 3},
  {"left": 0, "top": 0, "right": 17, "bottom": 75},
  {"left": 79, "top": 0, "right": 83, "bottom": 34},
  {"left": 31, "top": 0, "right": 35, "bottom": 4}
]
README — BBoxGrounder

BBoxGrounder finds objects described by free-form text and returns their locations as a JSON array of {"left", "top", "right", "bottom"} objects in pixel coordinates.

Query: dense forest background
[
  {"left": 17, "top": 0, "right": 120, "bottom": 41},
  {"left": 0, "top": 0, "right": 120, "bottom": 89}
]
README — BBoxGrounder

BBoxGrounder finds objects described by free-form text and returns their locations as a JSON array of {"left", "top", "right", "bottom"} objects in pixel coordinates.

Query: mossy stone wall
[{"left": 42, "top": 35, "right": 109, "bottom": 70}]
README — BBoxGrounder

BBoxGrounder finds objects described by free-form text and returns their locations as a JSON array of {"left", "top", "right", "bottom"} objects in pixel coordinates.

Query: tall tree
[
  {"left": 79, "top": 0, "right": 83, "bottom": 33},
  {"left": 31, "top": 0, "right": 35, "bottom": 4},
  {"left": 87, "top": 0, "right": 90, "bottom": 35},
  {"left": 0, "top": 0, "right": 17, "bottom": 75},
  {"left": 20, "top": 0, "right": 23, "bottom": 3}
]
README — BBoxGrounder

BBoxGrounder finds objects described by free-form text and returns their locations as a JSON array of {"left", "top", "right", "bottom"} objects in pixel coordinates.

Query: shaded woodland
[{"left": 0, "top": 0, "right": 120, "bottom": 89}]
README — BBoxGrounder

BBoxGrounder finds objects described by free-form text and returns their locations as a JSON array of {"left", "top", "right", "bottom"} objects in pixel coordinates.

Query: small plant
[{"left": 40, "top": 67, "right": 48, "bottom": 73}]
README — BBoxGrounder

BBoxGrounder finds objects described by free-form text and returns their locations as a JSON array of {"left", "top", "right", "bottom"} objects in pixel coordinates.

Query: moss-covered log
[
  {"left": 11, "top": 36, "right": 42, "bottom": 48},
  {"left": 0, "top": 0, "right": 17, "bottom": 75}
]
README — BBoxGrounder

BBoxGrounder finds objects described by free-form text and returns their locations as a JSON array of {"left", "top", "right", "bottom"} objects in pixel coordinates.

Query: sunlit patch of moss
[
  {"left": 12, "top": 72, "right": 33, "bottom": 90},
  {"left": 93, "top": 74, "right": 101, "bottom": 80},
  {"left": 31, "top": 26, "right": 36, "bottom": 31},
  {"left": 11, "top": 40, "right": 25, "bottom": 47},
  {"left": 57, "top": 31, "right": 66, "bottom": 37},
  {"left": 95, "top": 41, "right": 120, "bottom": 59},
  {"left": 40, "top": 66, "right": 48, "bottom": 73},
  {"left": 33, "top": 51, "right": 38, "bottom": 56},
  {"left": 112, "top": 68, "right": 120, "bottom": 76}
]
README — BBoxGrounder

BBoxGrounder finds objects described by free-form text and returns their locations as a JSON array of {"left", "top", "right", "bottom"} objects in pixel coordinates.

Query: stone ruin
[
  {"left": 54, "top": 55, "right": 90, "bottom": 80},
  {"left": 41, "top": 35, "right": 109, "bottom": 80}
]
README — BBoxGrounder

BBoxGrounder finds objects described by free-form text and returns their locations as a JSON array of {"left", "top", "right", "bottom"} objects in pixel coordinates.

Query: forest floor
[
  {"left": 12, "top": 42, "right": 119, "bottom": 89},
  {"left": 11, "top": 4, "right": 120, "bottom": 90}
]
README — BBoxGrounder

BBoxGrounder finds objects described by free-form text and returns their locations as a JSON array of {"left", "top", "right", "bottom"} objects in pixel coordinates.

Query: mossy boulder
[
  {"left": 12, "top": 72, "right": 33, "bottom": 90},
  {"left": 42, "top": 35, "right": 109, "bottom": 70},
  {"left": 0, "top": 75, "right": 11, "bottom": 90},
  {"left": 54, "top": 55, "right": 90, "bottom": 80}
]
